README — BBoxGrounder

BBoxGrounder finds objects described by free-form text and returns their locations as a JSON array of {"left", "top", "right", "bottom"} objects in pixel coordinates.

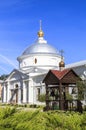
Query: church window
[
  {"left": 35, "top": 58, "right": 37, "bottom": 64},
  {"left": 15, "top": 84, "right": 18, "bottom": 89},
  {"left": 37, "top": 88, "right": 40, "bottom": 96}
]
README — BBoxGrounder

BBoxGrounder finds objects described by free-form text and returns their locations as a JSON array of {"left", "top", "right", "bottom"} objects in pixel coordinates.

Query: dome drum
[{"left": 17, "top": 26, "right": 61, "bottom": 71}]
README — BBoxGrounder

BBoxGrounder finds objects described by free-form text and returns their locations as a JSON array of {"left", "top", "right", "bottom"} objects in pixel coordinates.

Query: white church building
[
  {"left": 2, "top": 26, "right": 62, "bottom": 104},
  {"left": 2, "top": 24, "right": 86, "bottom": 105}
]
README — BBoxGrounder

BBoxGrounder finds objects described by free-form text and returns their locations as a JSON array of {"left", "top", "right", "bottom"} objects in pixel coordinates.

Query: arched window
[
  {"left": 15, "top": 84, "right": 18, "bottom": 89},
  {"left": 35, "top": 58, "right": 37, "bottom": 64}
]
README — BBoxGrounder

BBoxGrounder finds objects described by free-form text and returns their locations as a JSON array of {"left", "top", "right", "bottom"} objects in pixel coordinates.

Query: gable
[
  {"left": 61, "top": 70, "right": 81, "bottom": 83},
  {"left": 6, "top": 69, "right": 28, "bottom": 81},
  {"left": 43, "top": 71, "right": 59, "bottom": 85},
  {"left": 10, "top": 72, "right": 22, "bottom": 81},
  {"left": 43, "top": 69, "right": 81, "bottom": 85}
]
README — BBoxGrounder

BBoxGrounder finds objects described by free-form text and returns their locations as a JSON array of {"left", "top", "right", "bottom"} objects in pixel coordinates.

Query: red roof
[{"left": 51, "top": 69, "right": 71, "bottom": 80}]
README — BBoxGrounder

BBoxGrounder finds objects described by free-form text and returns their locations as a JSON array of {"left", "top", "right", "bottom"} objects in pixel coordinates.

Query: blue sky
[{"left": 0, "top": 0, "right": 86, "bottom": 75}]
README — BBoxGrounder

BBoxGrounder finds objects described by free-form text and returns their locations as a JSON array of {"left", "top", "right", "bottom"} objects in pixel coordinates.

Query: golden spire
[
  {"left": 59, "top": 50, "right": 65, "bottom": 68},
  {"left": 38, "top": 20, "right": 44, "bottom": 37}
]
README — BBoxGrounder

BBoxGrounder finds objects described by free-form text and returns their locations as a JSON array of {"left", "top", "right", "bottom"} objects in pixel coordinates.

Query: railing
[{"left": 45, "top": 99, "right": 83, "bottom": 113}]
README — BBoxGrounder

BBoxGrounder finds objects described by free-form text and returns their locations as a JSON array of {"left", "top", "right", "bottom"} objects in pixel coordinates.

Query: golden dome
[
  {"left": 38, "top": 30, "right": 44, "bottom": 37},
  {"left": 59, "top": 60, "right": 65, "bottom": 67}
]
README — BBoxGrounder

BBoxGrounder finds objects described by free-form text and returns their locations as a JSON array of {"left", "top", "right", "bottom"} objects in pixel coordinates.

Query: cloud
[
  {"left": 0, "top": 54, "right": 17, "bottom": 68},
  {"left": 0, "top": 65, "right": 9, "bottom": 73}
]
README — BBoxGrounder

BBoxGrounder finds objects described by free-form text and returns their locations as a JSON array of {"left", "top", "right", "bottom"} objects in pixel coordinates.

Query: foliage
[
  {"left": 38, "top": 94, "right": 46, "bottom": 102},
  {"left": 77, "top": 81, "right": 86, "bottom": 100},
  {"left": 0, "top": 107, "right": 16, "bottom": 119},
  {"left": 0, "top": 107, "right": 86, "bottom": 130},
  {"left": 0, "top": 74, "right": 9, "bottom": 80},
  {"left": 66, "top": 93, "right": 73, "bottom": 102},
  {"left": 29, "top": 104, "right": 37, "bottom": 108}
]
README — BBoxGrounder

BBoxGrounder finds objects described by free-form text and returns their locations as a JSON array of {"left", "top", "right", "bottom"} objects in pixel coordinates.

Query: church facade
[
  {"left": 2, "top": 25, "right": 86, "bottom": 105},
  {"left": 2, "top": 27, "right": 62, "bottom": 104}
]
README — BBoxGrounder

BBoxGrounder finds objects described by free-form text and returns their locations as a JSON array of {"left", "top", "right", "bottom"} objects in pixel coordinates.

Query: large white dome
[
  {"left": 17, "top": 30, "right": 61, "bottom": 72},
  {"left": 22, "top": 37, "right": 58, "bottom": 55}
]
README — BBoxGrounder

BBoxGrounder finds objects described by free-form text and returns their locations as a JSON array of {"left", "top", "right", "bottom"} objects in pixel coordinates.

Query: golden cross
[{"left": 60, "top": 49, "right": 64, "bottom": 57}]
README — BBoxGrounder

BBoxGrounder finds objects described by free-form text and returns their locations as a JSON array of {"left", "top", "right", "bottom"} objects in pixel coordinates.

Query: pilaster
[
  {"left": 23, "top": 81, "right": 27, "bottom": 103},
  {"left": 7, "top": 82, "right": 11, "bottom": 103},
  {"left": 18, "top": 86, "right": 21, "bottom": 104},
  {"left": 3, "top": 85, "right": 7, "bottom": 103}
]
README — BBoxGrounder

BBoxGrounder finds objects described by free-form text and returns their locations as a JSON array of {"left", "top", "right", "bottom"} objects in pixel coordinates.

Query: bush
[
  {"left": 29, "top": 104, "right": 37, "bottom": 108},
  {"left": 38, "top": 94, "right": 46, "bottom": 102},
  {"left": 0, "top": 107, "right": 86, "bottom": 130},
  {"left": 0, "top": 107, "right": 16, "bottom": 119}
]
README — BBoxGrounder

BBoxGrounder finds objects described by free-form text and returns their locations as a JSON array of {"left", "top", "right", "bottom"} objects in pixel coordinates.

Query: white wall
[{"left": 19, "top": 54, "right": 61, "bottom": 71}]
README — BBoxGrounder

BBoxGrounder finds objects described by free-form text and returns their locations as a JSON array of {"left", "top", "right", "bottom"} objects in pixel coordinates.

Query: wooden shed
[{"left": 43, "top": 69, "right": 82, "bottom": 111}]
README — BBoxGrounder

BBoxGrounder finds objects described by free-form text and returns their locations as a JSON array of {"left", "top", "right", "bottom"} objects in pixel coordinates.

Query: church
[
  {"left": 2, "top": 24, "right": 86, "bottom": 105},
  {"left": 2, "top": 25, "right": 62, "bottom": 104}
]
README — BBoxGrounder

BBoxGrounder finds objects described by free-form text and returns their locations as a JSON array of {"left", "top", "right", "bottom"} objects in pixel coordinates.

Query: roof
[
  {"left": 66, "top": 60, "right": 86, "bottom": 68},
  {"left": 43, "top": 68, "right": 81, "bottom": 84},
  {"left": 51, "top": 69, "right": 71, "bottom": 80},
  {"left": 5, "top": 69, "right": 29, "bottom": 82},
  {"left": 22, "top": 37, "right": 59, "bottom": 55}
]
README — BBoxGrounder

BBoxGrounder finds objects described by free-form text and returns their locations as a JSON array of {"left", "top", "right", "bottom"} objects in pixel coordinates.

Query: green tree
[
  {"left": 0, "top": 74, "right": 9, "bottom": 80},
  {"left": 77, "top": 81, "right": 86, "bottom": 100}
]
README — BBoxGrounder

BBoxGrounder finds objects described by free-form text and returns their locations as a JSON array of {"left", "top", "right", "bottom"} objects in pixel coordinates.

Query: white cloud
[
  {"left": 0, "top": 65, "right": 9, "bottom": 73},
  {"left": 0, "top": 54, "right": 17, "bottom": 68}
]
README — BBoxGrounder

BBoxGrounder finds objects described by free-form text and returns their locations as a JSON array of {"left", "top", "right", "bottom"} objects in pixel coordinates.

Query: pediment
[{"left": 6, "top": 69, "right": 28, "bottom": 81}]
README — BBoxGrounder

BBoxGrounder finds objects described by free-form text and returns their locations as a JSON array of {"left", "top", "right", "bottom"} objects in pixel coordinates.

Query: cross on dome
[
  {"left": 59, "top": 49, "right": 65, "bottom": 68},
  {"left": 60, "top": 49, "right": 64, "bottom": 58},
  {"left": 38, "top": 20, "right": 44, "bottom": 37},
  {"left": 40, "top": 20, "right": 42, "bottom": 30},
  {"left": 21, "top": 21, "right": 58, "bottom": 55}
]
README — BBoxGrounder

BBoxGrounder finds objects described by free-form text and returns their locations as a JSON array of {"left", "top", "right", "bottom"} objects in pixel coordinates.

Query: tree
[
  {"left": 0, "top": 74, "right": 9, "bottom": 80},
  {"left": 77, "top": 81, "right": 86, "bottom": 100}
]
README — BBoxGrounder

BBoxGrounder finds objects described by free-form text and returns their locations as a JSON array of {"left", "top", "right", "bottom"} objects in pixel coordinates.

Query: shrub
[
  {"left": 0, "top": 107, "right": 16, "bottom": 119},
  {"left": 0, "top": 107, "right": 86, "bottom": 130},
  {"left": 29, "top": 104, "right": 37, "bottom": 108},
  {"left": 38, "top": 94, "right": 46, "bottom": 102}
]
